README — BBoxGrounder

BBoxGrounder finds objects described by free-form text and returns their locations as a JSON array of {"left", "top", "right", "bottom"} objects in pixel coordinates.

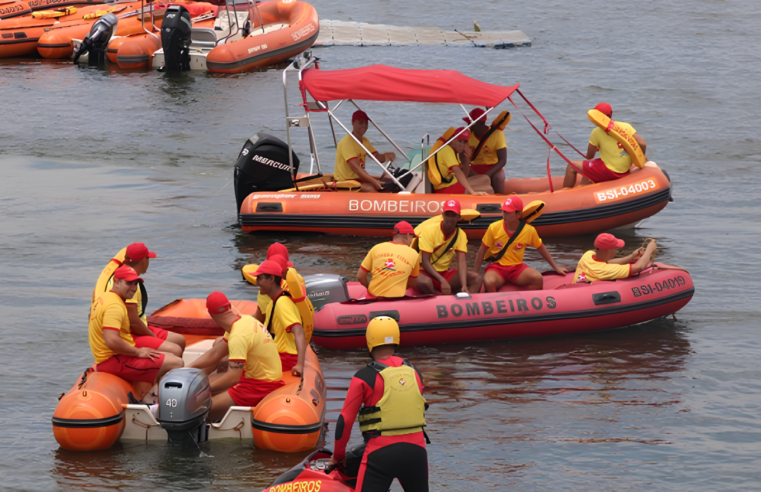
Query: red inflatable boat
[
  {"left": 261, "top": 445, "right": 365, "bottom": 492},
  {"left": 307, "top": 264, "right": 694, "bottom": 350}
]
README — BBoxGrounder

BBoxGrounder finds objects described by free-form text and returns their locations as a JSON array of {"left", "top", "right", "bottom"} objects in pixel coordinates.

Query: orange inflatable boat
[
  {"left": 0, "top": 0, "right": 104, "bottom": 19},
  {"left": 53, "top": 302, "right": 327, "bottom": 453}
]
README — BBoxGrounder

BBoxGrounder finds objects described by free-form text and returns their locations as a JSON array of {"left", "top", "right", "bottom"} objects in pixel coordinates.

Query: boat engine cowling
[
  {"left": 234, "top": 132, "right": 301, "bottom": 213},
  {"left": 160, "top": 5, "right": 192, "bottom": 71},
  {"left": 304, "top": 274, "right": 350, "bottom": 311},
  {"left": 157, "top": 368, "right": 212, "bottom": 445},
  {"left": 74, "top": 13, "right": 118, "bottom": 66}
]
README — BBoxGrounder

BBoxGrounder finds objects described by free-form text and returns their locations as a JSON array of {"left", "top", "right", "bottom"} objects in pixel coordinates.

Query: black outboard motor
[
  {"left": 74, "top": 13, "right": 118, "bottom": 67},
  {"left": 160, "top": 5, "right": 192, "bottom": 71},
  {"left": 157, "top": 368, "right": 212, "bottom": 445},
  {"left": 234, "top": 132, "right": 301, "bottom": 213},
  {"left": 304, "top": 274, "right": 350, "bottom": 311}
]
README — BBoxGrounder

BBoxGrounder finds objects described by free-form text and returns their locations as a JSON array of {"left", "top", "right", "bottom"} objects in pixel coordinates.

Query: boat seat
[{"left": 190, "top": 27, "right": 217, "bottom": 50}]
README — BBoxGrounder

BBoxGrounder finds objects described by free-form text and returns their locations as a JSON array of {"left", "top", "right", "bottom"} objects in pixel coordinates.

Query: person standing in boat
[
  {"left": 89, "top": 265, "right": 184, "bottom": 398},
  {"left": 464, "top": 108, "right": 509, "bottom": 195},
  {"left": 189, "top": 291, "right": 284, "bottom": 422},
  {"left": 101, "top": 243, "right": 186, "bottom": 358},
  {"left": 328, "top": 316, "right": 429, "bottom": 491},
  {"left": 563, "top": 103, "right": 648, "bottom": 188},
  {"left": 358, "top": 221, "right": 421, "bottom": 297},
  {"left": 249, "top": 258, "right": 308, "bottom": 377},
  {"left": 334, "top": 110, "right": 397, "bottom": 193},
  {"left": 574, "top": 233, "right": 656, "bottom": 283},
  {"left": 415, "top": 199, "right": 483, "bottom": 295},
  {"left": 473, "top": 196, "right": 567, "bottom": 291},
  {"left": 431, "top": 128, "right": 493, "bottom": 195}
]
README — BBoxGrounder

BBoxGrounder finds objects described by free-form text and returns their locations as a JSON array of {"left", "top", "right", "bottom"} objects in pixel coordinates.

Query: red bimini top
[{"left": 300, "top": 64, "right": 519, "bottom": 107}]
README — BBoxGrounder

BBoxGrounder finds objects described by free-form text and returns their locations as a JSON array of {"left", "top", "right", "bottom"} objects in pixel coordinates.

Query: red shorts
[
  {"left": 96, "top": 353, "right": 165, "bottom": 383},
  {"left": 485, "top": 263, "right": 529, "bottom": 283},
  {"left": 279, "top": 352, "right": 298, "bottom": 372},
  {"left": 470, "top": 164, "right": 494, "bottom": 175},
  {"left": 149, "top": 326, "right": 168, "bottom": 340},
  {"left": 582, "top": 158, "right": 629, "bottom": 183},
  {"left": 435, "top": 182, "right": 466, "bottom": 194},
  {"left": 420, "top": 269, "right": 457, "bottom": 291},
  {"left": 133, "top": 335, "right": 164, "bottom": 350},
  {"left": 227, "top": 377, "right": 285, "bottom": 407}
]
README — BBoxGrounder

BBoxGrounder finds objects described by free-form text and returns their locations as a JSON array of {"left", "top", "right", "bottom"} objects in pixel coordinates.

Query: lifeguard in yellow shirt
[
  {"left": 474, "top": 197, "right": 567, "bottom": 291},
  {"left": 464, "top": 108, "right": 509, "bottom": 194},
  {"left": 431, "top": 128, "right": 493, "bottom": 196},
  {"left": 335, "top": 110, "right": 396, "bottom": 192},
  {"left": 574, "top": 234, "right": 656, "bottom": 283},
  {"left": 358, "top": 221, "right": 421, "bottom": 298}
]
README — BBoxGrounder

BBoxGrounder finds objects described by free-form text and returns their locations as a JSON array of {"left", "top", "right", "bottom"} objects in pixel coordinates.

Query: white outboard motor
[
  {"left": 304, "top": 274, "right": 350, "bottom": 311},
  {"left": 157, "top": 368, "right": 212, "bottom": 445},
  {"left": 74, "top": 12, "right": 118, "bottom": 67}
]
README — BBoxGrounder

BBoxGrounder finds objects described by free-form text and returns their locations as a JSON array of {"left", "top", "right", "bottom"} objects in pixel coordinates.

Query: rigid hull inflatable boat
[
  {"left": 234, "top": 54, "right": 673, "bottom": 238},
  {"left": 52, "top": 330, "right": 327, "bottom": 453}
]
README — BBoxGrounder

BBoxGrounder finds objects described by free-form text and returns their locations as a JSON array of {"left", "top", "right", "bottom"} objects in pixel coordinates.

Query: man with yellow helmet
[{"left": 328, "top": 316, "right": 429, "bottom": 491}]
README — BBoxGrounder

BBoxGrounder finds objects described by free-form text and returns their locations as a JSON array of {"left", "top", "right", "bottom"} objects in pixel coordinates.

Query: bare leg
[
  {"left": 208, "top": 391, "right": 236, "bottom": 422},
  {"left": 491, "top": 169, "right": 506, "bottom": 195},
  {"left": 468, "top": 175, "right": 494, "bottom": 194},
  {"left": 415, "top": 274, "right": 438, "bottom": 295},
  {"left": 484, "top": 270, "right": 505, "bottom": 293},
  {"left": 512, "top": 267, "right": 543, "bottom": 291},
  {"left": 564, "top": 162, "right": 584, "bottom": 189},
  {"left": 165, "top": 332, "right": 186, "bottom": 353},
  {"left": 157, "top": 340, "right": 183, "bottom": 358},
  {"left": 157, "top": 353, "right": 184, "bottom": 381},
  {"left": 468, "top": 271, "right": 484, "bottom": 293}
]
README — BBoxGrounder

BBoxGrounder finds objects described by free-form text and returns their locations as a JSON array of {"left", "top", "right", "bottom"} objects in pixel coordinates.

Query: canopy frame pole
[
  {"left": 297, "top": 56, "right": 322, "bottom": 175},
  {"left": 282, "top": 61, "right": 296, "bottom": 181},
  {"left": 349, "top": 100, "right": 412, "bottom": 165},
  {"left": 327, "top": 109, "right": 405, "bottom": 190},
  {"left": 282, "top": 55, "right": 320, "bottom": 180}
]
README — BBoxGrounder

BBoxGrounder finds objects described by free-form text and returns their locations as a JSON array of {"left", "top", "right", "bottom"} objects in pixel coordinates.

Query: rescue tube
[
  {"left": 425, "top": 127, "right": 455, "bottom": 187},
  {"left": 32, "top": 6, "right": 77, "bottom": 18},
  {"left": 491, "top": 109, "right": 511, "bottom": 130},
  {"left": 205, "top": 0, "right": 319, "bottom": 74},
  {"left": 588, "top": 109, "right": 647, "bottom": 168},
  {"left": 306, "top": 264, "right": 694, "bottom": 350}
]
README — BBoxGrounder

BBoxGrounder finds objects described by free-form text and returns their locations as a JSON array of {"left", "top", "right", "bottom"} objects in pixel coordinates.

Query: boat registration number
[
  {"left": 594, "top": 179, "right": 658, "bottom": 203},
  {"left": 632, "top": 275, "right": 686, "bottom": 297}
]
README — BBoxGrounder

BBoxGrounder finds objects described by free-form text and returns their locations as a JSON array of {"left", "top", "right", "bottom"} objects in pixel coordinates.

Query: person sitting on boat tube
[
  {"left": 189, "top": 291, "right": 284, "bottom": 422},
  {"left": 563, "top": 103, "right": 648, "bottom": 188},
  {"left": 89, "top": 265, "right": 184, "bottom": 399},
  {"left": 103, "top": 243, "right": 186, "bottom": 358},
  {"left": 253, "top": 242, "right": 298, "bottom": 324},
  {"left": 358, "top": 221, "right": 421, "bottom": 298},
  {"left": 250, "top": 258, "right": 308, "bottom": 377},
  {"left": 334, "top": 110, "right": 396, "bottom": 193},
  {"left": 432, "top": 128, "right": 493, "bottom": 195},
  {"left": 464, "top": 108, "right": 509, "bottom": 195},
  {"left": 574, "top": 233, "right": 656, "bottom": 283},
  {"left": 328, "top": 316, "right": 430, "bottom": 491},
  {"left": 473, "top": 196, "right": 567, "bottom": 291},
  {"left": 415, "top": 199, "right": 483, "bottom": 295}
]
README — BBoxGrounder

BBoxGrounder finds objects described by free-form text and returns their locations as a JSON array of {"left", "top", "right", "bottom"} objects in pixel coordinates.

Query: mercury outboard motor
[
  {"left": 304, "top": 274, "right": 350, "bottom": 311},
  {"left": 157, "top": 368, "right": 212, "bottom": 445},
  {"left": 160, "top": 4, "right": 192, "bottom": 71},
  {"left": 74, "top": 13, "right": 118, "bottom": 67},
  {"left": 234, "top": 132, "right": 300, "bottom": 212}
]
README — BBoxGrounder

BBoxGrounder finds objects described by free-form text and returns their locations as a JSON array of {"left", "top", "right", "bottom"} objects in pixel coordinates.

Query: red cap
[
  {"left": 453, "top": 128, "right": 470, "bottom": 141},
  {"left": 267, "top": 242, "right": 293, "bottom": 267},
  {"left": 269, "top": 254, "right": 289, "bottom": 276},
  {"left": 352, "top": 110, "right": 369, "bottom": 122},
  {"left": 594, "top": 233, "right": 625, "bottom": 251},
  {"left": 206, "top": 291, "right": 231, "bottom": 315},
  {"left": 126, "top": 243, "right": 156, "bottom": 262},
  {"left": 594, "top": 102, "right": 612, "bottom": 117},
  {"left": 443, "top": 199, "right": 461, "bottom": 215},
  {"left": 252, "top": 260, "right": 285, "bottom": 277},
  {"left": 393, "top": 220, "right": 417, "bottom": 237},
  {"left": 113, "top": 265, "right": 143, "bottom": 283},
  {"left": 463, "top": 108, "right": 487, "bottom": 123},
  {"left": 500, "top": 196, "right": 524, "bottom": 213}
]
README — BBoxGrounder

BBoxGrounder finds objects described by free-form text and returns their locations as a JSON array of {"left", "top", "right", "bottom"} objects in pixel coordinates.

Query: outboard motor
[
  {"left": 304, "top": 274, "right": 350, "bottom": 311},
  {"left": 160, "top": 5, "right": 192, "bottom": 71},
  {"left": 74, "top": 13, "right": 118, "bottom": 67},
  {"left": 234, "top": 132, "right": 301, "bottom": 213},
  {"left": 157, "top": 368, "right": 212, "bottom": 445}
]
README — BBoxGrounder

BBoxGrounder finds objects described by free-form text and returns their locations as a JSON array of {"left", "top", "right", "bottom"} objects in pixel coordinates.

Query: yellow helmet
[{"left": 366, "top": 316, "right": 400, "bottom": 351}]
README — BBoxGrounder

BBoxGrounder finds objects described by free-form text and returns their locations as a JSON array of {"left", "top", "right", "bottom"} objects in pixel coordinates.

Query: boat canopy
[{"left": 300, "top": 64, "right": 519, "bottom": 106}]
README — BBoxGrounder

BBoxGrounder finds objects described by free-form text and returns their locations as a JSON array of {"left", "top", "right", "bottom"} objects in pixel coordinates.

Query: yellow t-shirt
[
  {"left": 224, "top": 315, "right": 282, "bottom": 382},
  {"left": 573, "top": 250, "right": 632, "bottom": 283},
  {"left": 334, "top": 134, "right": 377, "bottom": 181},
  {"left": 590, "top": 122, "right": 636, "bottom": 174},
  {"left": 263, "top": 293, "right": 302, "bottom": 355},
  {"left": 432, "top": 145, "right": 462, "bottom": 191},
  {"left": 360, "top": 241, "right": 421, "bottom": 297},
  {"left": 89, "top": 291, "right": 134, "bottom": 364},
  {"left": 106, "top": 276, "right": 145, "bottom": 324},
  {"left": 418, "top": 222, "right": 468, "bottom": 272},
  {"left": 482, "top": 221, "right": 543, "bottom": 266},
  {"left": 468, "top": 130, "right": 507, "bottom": 166}
]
